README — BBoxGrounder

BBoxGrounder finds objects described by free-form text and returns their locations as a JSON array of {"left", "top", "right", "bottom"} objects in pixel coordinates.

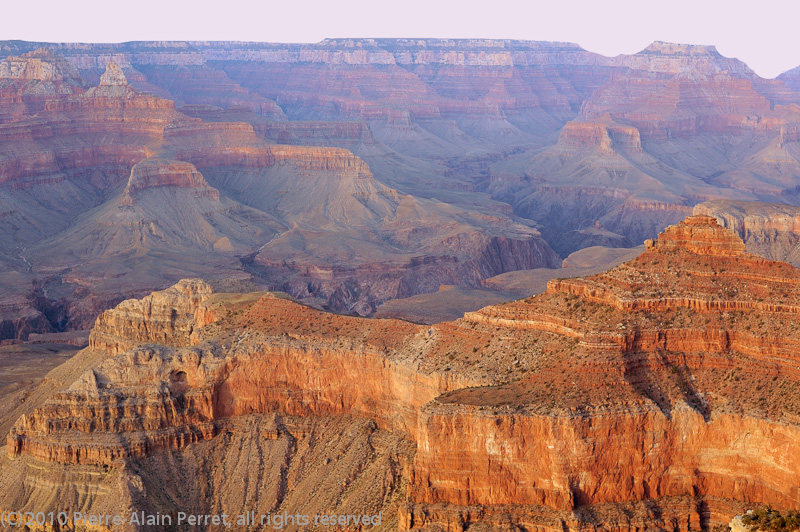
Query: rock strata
[
  {"left": 0, "top": 51, "right": 565, "bottom": 335},
  {"left": 120, "top": 158, "right": 220, "bottom": 203},
  {"left": 0, "top": 48, "right": 87, "bottom": 122},
  {"left": 3, "top": 38, "right": 800, "bottom": 336},
  {"left": 11, "top": 289, "right": 483, "bottom": 464},
  {"left": 7, "top": 215, "right": 800, "bottom": 530},
  {"left": 88, "top": 279, "right": 216, "bottom": 356},
  {"left": 694, "top": 200, "right": 800, "bottom": 266},
  {"left": 0, "top": 48, "right": 84, "bottom": 83},
  {"left": 644, "top": 214, "right": 747, "bottom": 256}
]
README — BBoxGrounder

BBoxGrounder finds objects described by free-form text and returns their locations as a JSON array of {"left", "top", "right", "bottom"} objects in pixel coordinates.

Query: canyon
[
  {"left": 1, "top": 215, "right": 799, "bottom": 531},
  {"left": 2, "top": 38, "right": 800, "bottom": 531},
  {"left": 2, "top": 40, "right": 800, "bottom": 338}
]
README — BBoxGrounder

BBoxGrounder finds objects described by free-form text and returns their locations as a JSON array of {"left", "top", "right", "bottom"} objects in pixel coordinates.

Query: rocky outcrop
[
  {"left": 0, "top": 48, "right": 84, "bottom": 83},
  {"left": 694, "top": 200, "right": 800, "bottom": 266},
  {"left": 8, "top": 215, "right": 800, "bottom": 531},
  {"left": 644, "top": 214, "right": 746, "bottom": 255},
  {"left": 616, "top": 41, "right": 754, "bottom": 75},
  {"left": 50, "top": 61, "right": 176, "bottom": 114},
  {"left": 120, "top": 158, "right": 220, "bottom": 203},
  {"left": 407, "top": 217, "right": 800, "bottom": 526},
  {"left": 98, "top": 61, "right": 126, "bottom": 86},
  {"left": 88, "top": 279, "right": 216, "bottom": 356},
  {"left": 12, "top": 289, "right": 486, "bottom": 464},
  {"left": 0, "top": 48, "right": 87, "bottom": 123},
  {"left": 558, "top": 120, "right": 642, "bottom": 153}
]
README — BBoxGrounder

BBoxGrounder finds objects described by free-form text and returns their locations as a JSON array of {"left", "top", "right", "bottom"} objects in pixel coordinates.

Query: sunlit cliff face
[{"left": 3, "top": 216, "right": 800, "bottom": 531}]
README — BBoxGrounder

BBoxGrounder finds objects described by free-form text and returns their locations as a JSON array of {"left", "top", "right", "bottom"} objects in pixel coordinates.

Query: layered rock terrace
[{"left": 7, "top": 215, "right": 800, "bottom": 530}]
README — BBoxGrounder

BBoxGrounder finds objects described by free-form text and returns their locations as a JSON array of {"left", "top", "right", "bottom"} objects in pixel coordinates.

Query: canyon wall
[
  {"left": 6, "top": 216, "right": 800, "bottom": 531},
  {"left": 0, "top": 52, "right": 566, "bottom": 339},
  {"left": 11, "top": 291, "right": 488, "bottom": 464}
]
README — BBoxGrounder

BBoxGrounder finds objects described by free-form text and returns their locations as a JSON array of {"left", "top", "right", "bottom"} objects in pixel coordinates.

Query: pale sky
[{"left": 4, "top": 0, "right": 800, "bottom": 78}]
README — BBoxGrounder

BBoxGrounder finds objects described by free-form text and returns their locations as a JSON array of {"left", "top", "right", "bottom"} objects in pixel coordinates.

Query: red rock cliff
[{"left": 8, "top": 218, "right": 800, "bottom": 531}]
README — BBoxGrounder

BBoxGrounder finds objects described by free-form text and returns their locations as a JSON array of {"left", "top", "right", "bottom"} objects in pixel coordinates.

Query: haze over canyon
[{"left": 4, "top": 38, "right": 800, "bottom": 335}]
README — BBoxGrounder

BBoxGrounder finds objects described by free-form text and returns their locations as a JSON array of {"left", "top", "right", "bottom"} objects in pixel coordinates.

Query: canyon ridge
[{"left": 3, "top": 40, "right": 800, "bottom": 337}]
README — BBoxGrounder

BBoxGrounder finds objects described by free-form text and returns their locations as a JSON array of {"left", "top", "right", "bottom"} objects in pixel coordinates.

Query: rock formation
[
  {"left": 695, "top": 200, "right": 800, "bottom": 266},
  {"left": 4, "top": 215, "right": 800, "bottom": 531},
  {"left": 0, "top": 52, "right": 564, "bottom": 339},
  {"left": 3, "top": 39, "right": 800, "bottom": 334},
  {"left": 88, "top": 279, "right": 217, "bottom": 356},
  {"left": 98, "top": 61, "right": 126, "bottom": 86},
  {"left": 120, "top": 158, "right": 220, "bottom": 202},
  {"left": 644, "top": 214, "right": 747, "bottom": 255},
  {"left": 0, "top": 48, "right": 84, "bottom": 83},
  {"left": 0, "top": 48, "right": 87, "bottom": 123}
]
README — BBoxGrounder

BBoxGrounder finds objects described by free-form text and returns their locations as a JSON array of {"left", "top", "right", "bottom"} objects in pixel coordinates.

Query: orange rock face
[
  {"left": 87, "top": 279, "right": 217, "bottom": 356},
  {"left": 12, "top": 290, "right": 486, "bottom": 464},
  {"left": 644, "top": 215, "right": 747, "bottom": 256},
  {"left": 409, "top": 218, "right": 800, "bottom": 515},
  {"left": 8, "top": 215, "right": 800, "bottom": 530}
]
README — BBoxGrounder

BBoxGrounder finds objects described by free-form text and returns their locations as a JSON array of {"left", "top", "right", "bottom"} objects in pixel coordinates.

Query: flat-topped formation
[
  {"left": 121, "top": 158, "right": 220, "bottom": 203},
  {"left": 81, "top": 61, "right": 142, "bottom": 99}
]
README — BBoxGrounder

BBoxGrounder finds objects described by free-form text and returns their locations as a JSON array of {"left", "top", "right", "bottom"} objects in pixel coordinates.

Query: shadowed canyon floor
[{"left": 1, "top": 216, "right": 799, "bottom": 531}]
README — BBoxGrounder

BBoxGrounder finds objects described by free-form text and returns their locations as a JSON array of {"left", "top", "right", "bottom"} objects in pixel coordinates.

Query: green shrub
[{"left": 742, "top": 508, "right": 800, "bottom": 532}]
